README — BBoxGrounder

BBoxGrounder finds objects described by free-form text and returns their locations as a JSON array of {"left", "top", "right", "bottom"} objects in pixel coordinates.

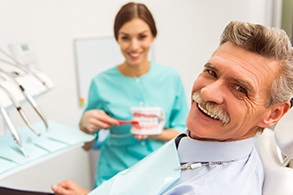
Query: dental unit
[
  {"left": 0, "top": 48, "right": 50, "bottom": 89},
  {"left": 0, "top": 70, "right": 49, "bottom": 129},
  {"left": 0, "top": 101, "right": 28, "bottom": 158},
  {"left": 0, "top": 79, "right": 41, "bottom": 136}
]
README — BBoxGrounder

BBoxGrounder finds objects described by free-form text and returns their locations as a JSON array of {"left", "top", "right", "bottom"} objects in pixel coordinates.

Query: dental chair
[{"left": 256, "top": 109, "right": 293, "bottom": 195}]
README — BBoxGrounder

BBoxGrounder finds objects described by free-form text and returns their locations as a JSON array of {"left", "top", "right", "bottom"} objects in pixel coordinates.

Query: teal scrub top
[{"left": 84, "top": 62, "right": 188, "bottom": 187}]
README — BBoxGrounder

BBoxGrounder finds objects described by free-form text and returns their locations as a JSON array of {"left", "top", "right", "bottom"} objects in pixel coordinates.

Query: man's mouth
[
  {"left": 192, "top": 92, "right": 230, "bottom": 125},
  {"left": 198, "top": 103, "right": 221, "bottom": 121}
]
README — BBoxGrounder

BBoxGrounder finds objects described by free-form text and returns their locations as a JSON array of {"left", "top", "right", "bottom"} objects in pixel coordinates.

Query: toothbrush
[{"left": 117, "top": 120, "right": 139, "bottom": 125}]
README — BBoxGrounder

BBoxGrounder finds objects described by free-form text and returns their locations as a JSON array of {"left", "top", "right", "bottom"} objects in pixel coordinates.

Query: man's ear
[{"left": 259, "top": 101, "right": 291, "bottom": 128}]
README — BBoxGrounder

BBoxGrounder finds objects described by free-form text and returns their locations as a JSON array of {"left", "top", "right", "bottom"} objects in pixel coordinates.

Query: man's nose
[{"left": 200, "top": 80, "right": 225, "bottom": 104}]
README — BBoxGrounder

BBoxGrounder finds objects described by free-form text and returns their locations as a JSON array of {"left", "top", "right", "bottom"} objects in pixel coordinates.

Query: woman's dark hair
[{"left": 114, "top": 2, "right": 157, "bottom": 40}]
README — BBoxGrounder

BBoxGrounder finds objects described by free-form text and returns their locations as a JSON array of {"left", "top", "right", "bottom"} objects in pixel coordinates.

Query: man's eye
[
  {"left": 235, "top": 85, "right": 247, "bottom": 94},
  {"left": 207, "top": 70, "right": 217, "bottom": 78}
]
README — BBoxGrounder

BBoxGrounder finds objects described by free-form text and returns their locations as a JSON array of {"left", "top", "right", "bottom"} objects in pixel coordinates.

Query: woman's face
[{"left": 117, "top": 18, "right": 154, "bottom": 66}]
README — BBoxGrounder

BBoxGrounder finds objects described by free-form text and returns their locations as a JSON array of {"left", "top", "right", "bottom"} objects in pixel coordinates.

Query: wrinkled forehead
[{"left": 210, "top": 42, "right": 281, "bottom": 91}]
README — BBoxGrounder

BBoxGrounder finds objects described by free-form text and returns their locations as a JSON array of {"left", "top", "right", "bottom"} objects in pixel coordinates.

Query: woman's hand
[
  {"left": 51, "top": 180, "right": 89, "bottom": 195},
  {"left": 134, "top": 134, "right": 149, "bottom": 140},
  {"left": 80, "top": 110, "right": 119, "bottom": 134}
]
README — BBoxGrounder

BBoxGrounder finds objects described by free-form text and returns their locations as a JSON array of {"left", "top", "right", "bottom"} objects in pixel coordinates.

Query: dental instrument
[
  {"left": 0, "top": 70, "right": 49, "bottom": 129},
  {"left": 0, "top": 83, "right": 41, "bottom": 136},
  {"left": 0, "top": 106, "right": 28, "bottom": 158}
]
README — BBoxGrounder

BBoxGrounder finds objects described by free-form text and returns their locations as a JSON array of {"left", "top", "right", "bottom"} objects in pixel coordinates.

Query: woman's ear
[{"left": 259, "top": 101, "right": 291, "bottom": 128}]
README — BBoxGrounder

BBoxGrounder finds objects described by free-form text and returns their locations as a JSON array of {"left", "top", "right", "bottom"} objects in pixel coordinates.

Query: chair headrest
[{"left": 274, "top": 108, "right": 293, "bottom": 158}]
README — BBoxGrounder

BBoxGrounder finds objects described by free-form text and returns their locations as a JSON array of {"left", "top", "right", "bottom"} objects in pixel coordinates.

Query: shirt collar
[{"left": 177, "top": 131, "right": 256, "bottom": 163}]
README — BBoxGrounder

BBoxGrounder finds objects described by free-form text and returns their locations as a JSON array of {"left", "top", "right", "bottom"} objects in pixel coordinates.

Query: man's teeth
[{"left": 198, "top": 104, "right": 219, "bottom": 120}]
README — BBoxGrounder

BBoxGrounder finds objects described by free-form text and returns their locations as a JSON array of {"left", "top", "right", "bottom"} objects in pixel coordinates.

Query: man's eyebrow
[{"left": 204, "top": 63, "right": 217, "bottom": 70}]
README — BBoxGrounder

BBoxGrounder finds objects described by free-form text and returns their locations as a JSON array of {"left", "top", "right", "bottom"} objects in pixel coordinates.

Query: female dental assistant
[{"left": 79, "top": 2, "right": 188, "bottom": 187}]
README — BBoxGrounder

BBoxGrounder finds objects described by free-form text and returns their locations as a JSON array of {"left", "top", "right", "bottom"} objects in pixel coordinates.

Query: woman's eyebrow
[{"left": 119, "top": 30, "right": 149, "bottom": 35}]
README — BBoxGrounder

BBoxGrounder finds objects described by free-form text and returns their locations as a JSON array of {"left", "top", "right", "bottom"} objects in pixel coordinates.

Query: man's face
[{"left": 186, "top": 42, "right": 280, "bottom": 141}]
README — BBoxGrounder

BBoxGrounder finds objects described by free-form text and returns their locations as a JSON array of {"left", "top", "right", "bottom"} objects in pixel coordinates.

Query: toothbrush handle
[{"left": 117, "top": 120, "right": 139, "bottom": 125}]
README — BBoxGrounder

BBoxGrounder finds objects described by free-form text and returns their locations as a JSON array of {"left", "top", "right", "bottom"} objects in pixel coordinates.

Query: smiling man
[
  {"left": 52, "top": 21, "right": 293, "bottom": 195},
  {"left": 187, "top": 41, "right": 283, "bottom": 141}
]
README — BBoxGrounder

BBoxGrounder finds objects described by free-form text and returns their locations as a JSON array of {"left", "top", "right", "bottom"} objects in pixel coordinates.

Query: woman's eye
[
  {"left": 121, "top": 36, "right": 130, "bottom": 41},
  {"left": 138, "top": 35, "right": 147, "bottom": 40},
  {"left": 235, "top": 85, "right": 247, "bottom": 94}
]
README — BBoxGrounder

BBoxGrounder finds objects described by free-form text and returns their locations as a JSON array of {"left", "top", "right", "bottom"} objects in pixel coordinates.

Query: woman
[{"left": 79, "top": 2, "right": 188, "bottom": 187}]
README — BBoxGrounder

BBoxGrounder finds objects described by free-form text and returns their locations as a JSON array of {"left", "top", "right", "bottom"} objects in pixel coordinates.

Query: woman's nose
[
  {"left": 130, "top": 38, "right": 139, "bottom": 50},
  {"left": 200, "top": 80, "right": 225, "bottom": 104}
]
